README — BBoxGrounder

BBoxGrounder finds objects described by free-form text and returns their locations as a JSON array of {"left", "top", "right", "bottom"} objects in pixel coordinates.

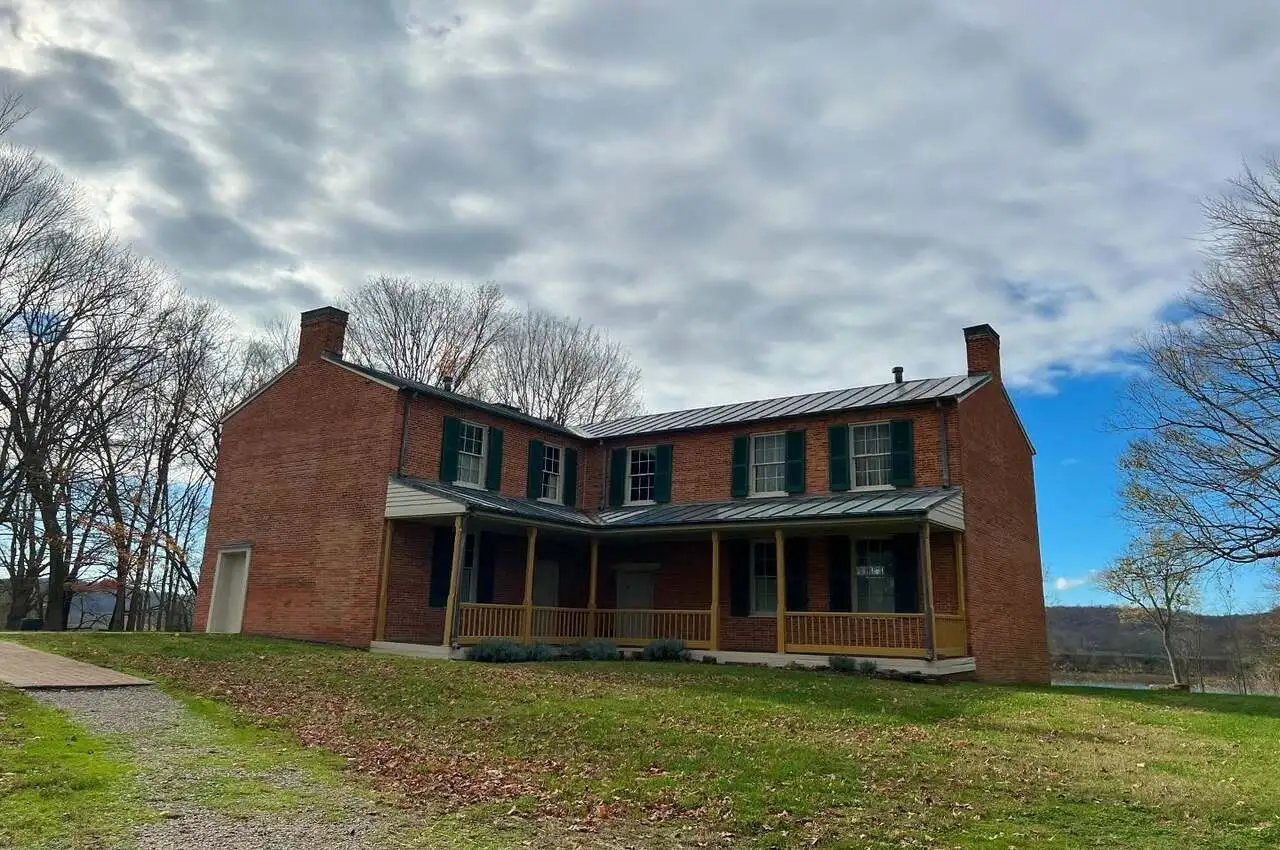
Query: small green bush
[
  {"left": 829, "top": 656, "right": 880, "bottom": 675},
  {"left": 640, "top": 638, "right": 688, "bottom": 662},
  {"left": 466, "top": 638, "right": 556, "bottom": 662},
  {"left": 562, "top": 639, "right": 621, "bottom": 661}
]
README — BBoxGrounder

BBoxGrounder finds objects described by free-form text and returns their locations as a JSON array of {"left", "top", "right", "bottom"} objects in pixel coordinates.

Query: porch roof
[{"left": 388, "top": 476, "right": 964, "bottom": 532}]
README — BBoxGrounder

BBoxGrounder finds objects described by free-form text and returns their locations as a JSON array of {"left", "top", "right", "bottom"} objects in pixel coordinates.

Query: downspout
[
  {"left": 397, "top": 390, "right": 416, "bottom": 477},
  {"left": 936, "top": 399, "right": 951, "bottom": 488}
]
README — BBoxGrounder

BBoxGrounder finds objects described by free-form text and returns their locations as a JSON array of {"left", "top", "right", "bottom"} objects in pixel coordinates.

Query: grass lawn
[
  {"left": 11, "top": 632, "right": 1280, "bottom": 849},
  {"left": 0, "top": 686, "right": 152, "bottom": 849}
]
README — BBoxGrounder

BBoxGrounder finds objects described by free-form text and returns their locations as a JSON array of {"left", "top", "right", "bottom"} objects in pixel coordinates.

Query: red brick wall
[
  {"left": 581, "top": 403, "right": 963, "bottom": 510},
  {"left": 955, "top": 384, "right": 1050, "bottom": 683},
  {"left": 383, "top": 521, "right": 441, "bottom": 644},
  {"left": 194, "top": 358, "right": 401, "bottom": 645}
]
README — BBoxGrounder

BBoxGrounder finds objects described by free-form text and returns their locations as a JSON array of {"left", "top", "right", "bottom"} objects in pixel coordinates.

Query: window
[
  {"left": 540, "top": 444, "right": 563, "bottom": 503},
  {"left": 850, "top": 422, "right": 892, "bottom": 488},
  {"left": 457, "top": 534, "right": 480, "bottom": 603},
  {"left": 855, "top": 539, "right": 896, "bottom": 613},
  {"left": 750, "top": 433, "right": 786, "bottom": 496},
  {"left": 455, "top": 421, "right": 487, "bottom": 487},
  {"left": 749, "top": 540, "right": 777, "bottom": 616},
  {"left": 627, "top": 446, "right": 657, "bottom": 504}
]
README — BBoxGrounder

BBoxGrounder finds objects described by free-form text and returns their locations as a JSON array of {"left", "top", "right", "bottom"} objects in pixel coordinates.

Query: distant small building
[{"left": 195, "top": 307, "right": 1049, "bottom": 683}]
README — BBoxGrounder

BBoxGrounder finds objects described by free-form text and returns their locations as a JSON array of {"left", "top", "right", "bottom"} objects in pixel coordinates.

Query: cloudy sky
[{"left": 3, "top": 0, "right": 1279, "bottom": 606}]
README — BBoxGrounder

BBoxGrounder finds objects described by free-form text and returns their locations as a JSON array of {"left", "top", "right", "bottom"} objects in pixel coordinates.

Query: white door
[
  {"left": 616, "top": 569, "right": 654, "bottom": 638},
  {"left": 207, "top": 550, "right": 250, "bottom": 633}
]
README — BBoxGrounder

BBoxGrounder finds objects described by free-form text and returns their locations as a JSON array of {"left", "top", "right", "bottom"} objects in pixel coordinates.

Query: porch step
[{"left": 370, "top": 641, "right": 462, "bottom": 660}]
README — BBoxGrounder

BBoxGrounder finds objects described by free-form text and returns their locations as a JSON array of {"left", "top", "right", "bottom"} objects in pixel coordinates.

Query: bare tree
[
  {"left": 342, "top": 275, "right": 505, "bottom": 388},
  {"left": 1118, "top": 159, "right": 1280, "bottom": 579},
  {"left": 482, "top": 307, "right": 643, "bottom": 425},
  {"left": 1098, "top": 529, "right": 1203, "bottom": 685}
]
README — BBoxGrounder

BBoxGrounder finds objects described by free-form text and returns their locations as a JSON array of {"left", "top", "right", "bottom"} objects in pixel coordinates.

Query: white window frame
[
  {"left": 454, "top": 420, "right": 488, "bottom": 489},
  {"left": 625, "top": 445, "right": 658, "bottom": 506},
  {"left": 539, "top": 443, "right": 563, "bottom": 504},
  {"left": 457, "top": 533, "right": 481, "bottom": 603},
  {"left": 748, "top": 539, "right": 778, "bottom": 617},
  {"left": 849, "top": 420, "right": 894, "bottom": 491},
  {"left": 749, "top": 431, "right": 787, "bottom": 497},
  {"left": 853, "top": 537, "right": 897, "bottom": 613}
]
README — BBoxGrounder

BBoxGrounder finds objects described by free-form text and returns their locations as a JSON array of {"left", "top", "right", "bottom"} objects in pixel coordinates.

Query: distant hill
[{"left": 1047, "top": 605, "right": 1272, "bottom": 667}]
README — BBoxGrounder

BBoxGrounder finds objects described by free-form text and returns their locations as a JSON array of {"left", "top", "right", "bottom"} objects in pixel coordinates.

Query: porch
[{"left": 376, "top": 479, "right": 972, "bottom": 661}]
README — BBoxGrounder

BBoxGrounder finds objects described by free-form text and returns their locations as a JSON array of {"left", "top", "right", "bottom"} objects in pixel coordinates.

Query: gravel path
[{"left": 31, "top": 686, "right": 402, "bottom": 850}]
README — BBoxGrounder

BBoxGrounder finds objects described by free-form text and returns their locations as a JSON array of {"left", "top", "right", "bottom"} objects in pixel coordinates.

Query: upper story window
[
  {"left": 749, "top": 539, "right": 777, "bottom": 615},
  {"left": 627, "top": 446, "right": 657, "bottom": 504},
  {"left": 455, "top": 420, "right": 487, "bottom": 487},
  {"left": 540, "top": 444, "right": 563, "bottom": 503},
  {"left": 750, "top": 433, "right": 786, "bottom": 496},
  {"left": 850, "top": 422, "right": 892, "bottom": 488}
]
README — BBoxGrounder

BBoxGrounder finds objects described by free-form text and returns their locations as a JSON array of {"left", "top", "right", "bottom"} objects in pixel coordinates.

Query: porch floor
[{"left": 368, "top": 640, "right": 976, "bottom": 676}]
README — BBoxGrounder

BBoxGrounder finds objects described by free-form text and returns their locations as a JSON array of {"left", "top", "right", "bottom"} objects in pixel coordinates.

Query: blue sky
[{"left": 2, "top": 1, "right": 1280, "bottom": 611}]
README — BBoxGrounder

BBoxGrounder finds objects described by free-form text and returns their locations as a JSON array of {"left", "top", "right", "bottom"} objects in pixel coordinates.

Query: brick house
[{"left": 195, "top": 306, "right": 1049, "bottom": 683}]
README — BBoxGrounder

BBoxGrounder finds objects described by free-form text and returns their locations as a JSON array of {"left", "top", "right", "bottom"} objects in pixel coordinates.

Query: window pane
[
  {"left": 459, "top": 534, "right": 477, "bottom": 603},
  {"left": 541, "top": 445, "right": 562, "bottom": 501},
  {"left": 456, "top": 422, "right": 486, "bottom": 485},
  {"left": 628, "top": 447, "right": 656, "bottom": 502},
  {"left": 850, "top": 423, "right": 892, "bottom": 488},
  {"left": 855, "top": 540, "right": 897, "bottom": 612},
  {"left": 751, "top": 434, "right": 786, "bottom": 494}
]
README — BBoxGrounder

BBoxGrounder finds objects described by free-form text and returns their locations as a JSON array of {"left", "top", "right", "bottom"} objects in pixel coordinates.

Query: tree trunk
[
  {"left": 4, "top": 576, "right": 32, "bottom": 629},
  {"left": 40, "top": 515, "right": 68, "bottom": 631},
  {"left": 1162, "top": 629, "right": 1181, "bottom": 684},
  {"left": 108, "top": 552, "right": 129, "bottom": 631}
]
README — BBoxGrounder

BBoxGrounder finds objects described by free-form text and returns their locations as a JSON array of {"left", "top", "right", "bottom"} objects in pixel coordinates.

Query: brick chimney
[
  {"left": 963, "top": 324, "right": 1000, "bottom": 380},
  {"left": 299, "top": 306, "right": 348, "bottom": 362}
]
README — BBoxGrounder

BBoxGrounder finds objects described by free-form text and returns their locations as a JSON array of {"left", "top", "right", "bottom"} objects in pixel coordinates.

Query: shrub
[
  {"left": 640, "top": 638, "right": 688, "bottom": 662},
  {"left": 830, "top": 656, "right": 879, "bottom": 675},
  {"left": 701, "top": 654, "right": 718, "bottom": 665},
  {"left": 562, "top": 639, "right": 621, "bottom": 661},
  {"left": 466, "top": 638, "right": 555, "bottom": 662}
]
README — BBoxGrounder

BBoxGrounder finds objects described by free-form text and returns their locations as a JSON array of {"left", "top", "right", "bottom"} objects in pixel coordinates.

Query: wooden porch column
[
  {"left": 587, "top": 537, "right": 600, "bottom": 639},
  {"left": 374, "top": 519, "right": 394, "bottom": 642},
  {"left": 441, "top": 515, "right": 466, "bottom": 647},
  {"left": 521, "top": 527, "right": 538, "bottom": 641},
  {"left": 774, "top": 528, "right": 787, "bottom": 655},
  {"left": 709, "top": 531, "right": 721, "bottom": 652},
  {"left": 953, "top": 531, "right": 966, "bottom": 616},
  {"left": 919, "top": 519, "right": 937, "bottom": 661}
]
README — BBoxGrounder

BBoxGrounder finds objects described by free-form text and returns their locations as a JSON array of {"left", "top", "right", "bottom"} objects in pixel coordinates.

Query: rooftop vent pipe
[{"left": 892, "top": 366, "right": 904, "bottom": 384}]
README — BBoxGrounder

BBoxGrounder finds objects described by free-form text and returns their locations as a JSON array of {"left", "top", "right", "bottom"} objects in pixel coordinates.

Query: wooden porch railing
[
  {"left": 592, "top": 608, "right": 712, "bottom": 648},
  {"left": 457, "top": 603, "right": 523, "bottom": 643},
  {"left": 530, "top": 606, "right": 591, "bottom": 644},
  {"left": 785, "top": 612, "right": 929, "bottom": 657},
  {"left": 934, "top": 614, "right": 968, "bottom": 658}
]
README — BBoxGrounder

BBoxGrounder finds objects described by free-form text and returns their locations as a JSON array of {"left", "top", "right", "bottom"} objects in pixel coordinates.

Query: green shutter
[
  {"left": 730, "top": 436, "right": 749, "bottom": 498},
  {"left": 485, "top": 427, "right": 503, "bottom": 491},
  {"left": 784, "top": 537, "right": 809, "bottom": 611},
  {"left": 428, "top": 527, "right": 454, "bottom": 607},
  {"left": 440, "top": 416, "right": 460, "bottom": 482},
  {"left": 475, "top": 533, "right": 496, "bottom": 603},
  {"left": 728, "top": 539, "right": 751, "bottom": 616},
  {"left": 526, "top": 439, "right": 544, "bottom": 499},
  {"left": 655, "top": 443, "right": 674, "bottom": 503},
  {"left": 827, "top": 536, "right": 853, "bottom": 612},
  {"left": 563, "top": 448, "right": 579, "bottom": 507},
  {"left": 784, "top": 429, "right": 806, "bottom": 494},
  {"left": 889, "top": 419, "right": 915, "bottom": 487},
  {"left": 608, "top": 448, "right": 627, "bottom": 507},
  {"left": 828, "top": 425, "right": 850, "bottom": 491},
  {"left": 891, "top": 534, "right": 920, "bottom": 613}
]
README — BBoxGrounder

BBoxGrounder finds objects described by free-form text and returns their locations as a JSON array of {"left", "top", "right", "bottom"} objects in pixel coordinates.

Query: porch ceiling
[{"left": 387, "top": 476, "right": 965, "bottom": 532}]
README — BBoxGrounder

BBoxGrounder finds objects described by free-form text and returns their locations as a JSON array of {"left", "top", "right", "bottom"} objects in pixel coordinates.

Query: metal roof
[
  {"left": 327, "top": 357, "right": 588, "bottom": 438},
  {"left": 597, "top": 488, "right": 962, "bottom": 527},
  {"left": 393, "top": 476, "right": 960, "bottom": 531},
  {"left": 578, "top": 374, "right": 988, "bottom": 439}
]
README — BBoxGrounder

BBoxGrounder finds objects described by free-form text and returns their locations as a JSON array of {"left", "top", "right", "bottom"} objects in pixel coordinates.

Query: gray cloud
[{"left": 3, "top": 0, "right": 1280, "bottom": 410}]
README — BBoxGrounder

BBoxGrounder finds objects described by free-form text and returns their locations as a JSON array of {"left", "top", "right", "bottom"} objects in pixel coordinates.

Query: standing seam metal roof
[
  {"left": 394, "top": 476, "right": 961, "bottom": 530},
  {"left": 578, "top": 374, "right": 988, "bottom": 439}
]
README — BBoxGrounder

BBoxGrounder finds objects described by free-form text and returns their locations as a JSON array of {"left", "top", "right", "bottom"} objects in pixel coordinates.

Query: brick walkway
[{"left": 0, "top": 641, "right": 150, "bottom": 688}]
